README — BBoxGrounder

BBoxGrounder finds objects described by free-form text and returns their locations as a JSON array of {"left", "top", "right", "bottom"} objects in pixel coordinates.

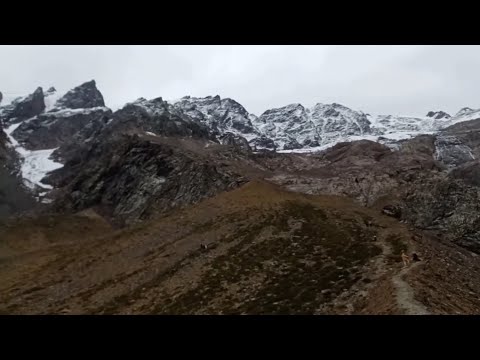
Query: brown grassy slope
[
  {"left": 2, "top": 180, "right": 480, "bottom": 314},
  {"left": 0, "top": 180, "right": 387, "bottom": 314}
]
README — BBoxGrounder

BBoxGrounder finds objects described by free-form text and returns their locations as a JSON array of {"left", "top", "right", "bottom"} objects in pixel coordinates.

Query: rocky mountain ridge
[
  {"left": 2, "top": 80, "right": 480, "bottom": 227},
  {"left": 3, "top": 80, "right": 480, "bottom": 314}
]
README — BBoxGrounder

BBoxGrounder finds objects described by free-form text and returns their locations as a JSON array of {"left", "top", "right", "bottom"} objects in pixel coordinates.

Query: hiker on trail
[
  {"left": 401, "top": 250, "right": 410, "bottom": 267},
  {"left": 411, "top": 253, "right": 420, "bottom": 262}
]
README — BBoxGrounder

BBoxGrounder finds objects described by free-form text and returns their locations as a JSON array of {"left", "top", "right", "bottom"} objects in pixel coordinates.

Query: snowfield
[{"left": 4, "top": 122, "right": 63, "bottom": 190}]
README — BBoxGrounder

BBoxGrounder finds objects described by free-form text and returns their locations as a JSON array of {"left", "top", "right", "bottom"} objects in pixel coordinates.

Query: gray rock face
[
  {"left": 0, "top": 123, "right": 6, "bottom": 158},
  {"left": 0, "top": 123, "right": 19, "bottom": 173},
  {"left": 249, "top": 135, "right": 277, "bottom": 151},
  {"left": 402, "top": 177, "right": 480, "bottom": 253},
  {"left": 48, "top": 134, "right": 247, "bottom": 225},
  {"left": 0, "top": 167, "right": 37, "bottom": 220},
  {"left": 219, "top": 133, "right": 251, "bottom": 153},
  {"left": 434, "top": 135, "right": 475, "bottom": 168},
  {"left": 426, "top": 111, "right": 451, "bottom": 120},
  {"left": 255, "top": 103, "right": 371, "bottom": 150},
  {"left": 0, "top": 122, "right": 37, "bottom": 219},
  {"left": 267, "top": 136, "right": 441, "bottom": 207},
  {"left": 12, "top": 107, "right": 112, "bottom": 151},
  {"left": 53, "top": 80, "right": 105, "bottom": 110},
  {"left": 109, "top": 97, "right": 213, "bottom": 140},
  {"left": 170, "top": 96, "right": 259, "bottom": 139},
  {"left": 432, "top": 118, "right": 480, "bottom": 168},
  {"left": 442, "top": 118, "right": 480, "bottom": 159},
  {"left": 0, "top": 87, "right": 45, "bottom": 124}
]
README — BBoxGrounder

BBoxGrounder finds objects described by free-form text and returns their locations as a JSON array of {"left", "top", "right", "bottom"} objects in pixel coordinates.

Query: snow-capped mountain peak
[
  {"left": 4, "top": 79, "right": 480, "bottom": 196},
  {"left": 254, "top": 102, "right": 371, "bottom": 150},
  {"left": 169, "top": 95, "right": 259, "bottom": 141},
  {"left": 51, "top": 80, "right": 105, "bottom": 112},
  {"left": 0, "top": 80, "right": 113, "bottom": 192}
]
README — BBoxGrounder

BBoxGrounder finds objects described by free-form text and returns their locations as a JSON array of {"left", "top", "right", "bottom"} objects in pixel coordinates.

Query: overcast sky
[{"left": 1, "top": 45, "right": 479, "bottom": 116}]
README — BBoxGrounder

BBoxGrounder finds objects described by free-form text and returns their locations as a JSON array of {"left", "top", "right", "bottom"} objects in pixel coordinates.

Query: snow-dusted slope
[
  {"left": 439, "top": 108, "right": 480, "bottom": 129},
  {"left": 254, "top": 103, "right": 470, "bottom": 152},
  {"left": 255, "top": 104, "right": 314, "bottom": 150},
  {"left": 256, "top": 103, "right": 371, "bottom": 150},
  {"left": 252, "top": 103, "right": 480, "bottom": 152},
  {"left": 43, "top": 87, "right": 62, "bottom": 112},
  {"left": 169, "top": 96, "right": 260, "bottom": 141},
  {"left": 368, "top": 114, "right": 431, "bottom": 134},
  {"left": 166, "top": 96, "right": 480, "bottom": 152}
]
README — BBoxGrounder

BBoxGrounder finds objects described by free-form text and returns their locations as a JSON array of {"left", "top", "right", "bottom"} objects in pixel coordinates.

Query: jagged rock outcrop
[
  {"left": 442, "top": 119, "right": 480, "bottom": 157},
  {"left": 250, "top": 135, "right": 277, "bottom": 151},
  {"left": 401, "top": 176, "right": 480, "bottom": 253},
  {"left": 0, "top": 87, "right": 45, "bottom": 124},
  {"left": 426, "top": 111, "right": 451, "bottom": 120},
  {"left": 47, "top": 134, "right": 247, "bottom": 225},
  {"left": 52, "top": 80, "right": 105, "bottom": 110},
  {"left": 170, "top": 96, "right": 259, "bottom": 139},
  {"left": 108, "top": 97, "right": 214, "bottom": 141},
  {"left": 434, "top": 135, "right": 474, "bottom": 168},
  {"left": 11, "top": 107, "right": 112, "bottom": 151},
  {"left": 431, "top": 118, "right": 480, "bottom": 168},
  {"left": 0, "top": 123, "right": 7, "bottom": 161},
  {"left": 219, "top": 133, "right": 251, "bottom": 153}
]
